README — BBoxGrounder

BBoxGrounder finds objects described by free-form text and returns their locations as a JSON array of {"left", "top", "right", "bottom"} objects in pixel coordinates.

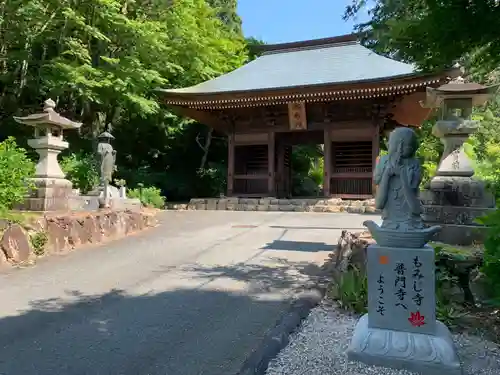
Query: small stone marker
[{"left": 367, "top": 244, "right": 436, "bottom": 335}]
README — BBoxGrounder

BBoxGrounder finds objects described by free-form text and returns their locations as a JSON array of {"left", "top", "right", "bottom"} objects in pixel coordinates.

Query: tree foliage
[
  {"left": 344, "top": 0, "right": 500, "bottom": 73},
  {"left": 345, "top": 0, "right": 500, "bottom": 196},
  {"left": 206, "top": 0, "right": 242, "bottom": 34},
  {"left": 0, "top": 0, "right": 247, "bottom": 200},
  {"left": 0, "top": 137, "right": 35, "bottom": 211},
  {"left": 60, "top": 152, "right": 99, "bottom": 194}
]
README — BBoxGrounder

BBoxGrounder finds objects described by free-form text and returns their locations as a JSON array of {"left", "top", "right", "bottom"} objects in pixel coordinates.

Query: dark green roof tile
[{"left": 159, "top": 41, "right": 417, "bottom": 95}]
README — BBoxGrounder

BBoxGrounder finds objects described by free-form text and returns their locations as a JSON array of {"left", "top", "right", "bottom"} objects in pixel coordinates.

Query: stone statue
[
  {"left": 364, "top": 127, "right": 440, "bottom": 248},
  {"left": 348, "top": 127, "right": 461, "bottom": 375},
  {"left": 375, "top": 127, "right": 424, "bottom": 231},
  {"left": 96, "top": 131, "right": 116, "bottom": 209},
  {"left": 97, "top": 131, "right": 116, "bottom": 185}
]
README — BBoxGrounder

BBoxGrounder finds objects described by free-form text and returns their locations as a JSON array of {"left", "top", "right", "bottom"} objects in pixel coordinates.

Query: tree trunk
[{"left": 199, "top": 128, "right": 214, "bottom": 170}]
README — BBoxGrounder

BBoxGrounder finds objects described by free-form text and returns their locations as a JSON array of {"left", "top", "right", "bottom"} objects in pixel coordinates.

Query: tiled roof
[{"left": 159, "top": 37, "right": 418, "bottom": 95}]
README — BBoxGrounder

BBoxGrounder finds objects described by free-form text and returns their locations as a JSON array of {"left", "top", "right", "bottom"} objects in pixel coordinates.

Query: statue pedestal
[
  {"left": 348, "top": 315, "right": 462, "bottom": 375},
  {"left": 347, "top": 244, "right": 462, "bottom": 375}
]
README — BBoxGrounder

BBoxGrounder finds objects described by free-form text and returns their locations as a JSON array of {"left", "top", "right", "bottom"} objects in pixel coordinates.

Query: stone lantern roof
[
  {"left": 422, "top": 81, "right": 500, "bottom": 108},
  {"left": 13, "top": 99, "right": 82, "bottom": 130}
]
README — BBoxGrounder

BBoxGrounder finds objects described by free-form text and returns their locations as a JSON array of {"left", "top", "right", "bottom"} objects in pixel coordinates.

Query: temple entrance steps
[{"left": 166, "top": 197, "right": 379, "bottom": 214}]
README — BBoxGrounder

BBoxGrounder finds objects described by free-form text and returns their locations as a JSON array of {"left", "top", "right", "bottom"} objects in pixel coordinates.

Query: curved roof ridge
[
  {"left": 257, "top": 33, "right": 360, "bottom": 55},
  {"left": 263, "top": 40, "right": 358, "bottom": 56}
]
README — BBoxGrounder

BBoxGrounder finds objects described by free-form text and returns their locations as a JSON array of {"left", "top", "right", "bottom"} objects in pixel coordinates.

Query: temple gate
[{"left": 159, "top": 34, "right": 457, "bottom": 198}]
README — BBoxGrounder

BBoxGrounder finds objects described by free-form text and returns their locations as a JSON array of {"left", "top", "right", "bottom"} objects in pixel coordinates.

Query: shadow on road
[
  {"left": 268, "top": 225, "right": 366, "bottom": 231},
  {"left": 261, "top": 239, "right": 335, "bottom": 252},
  {"left": 0, "top": 287, "right": 295, "bottom": 375},
  {"left": 176, "top": 256, "right": 330, "bottom": 295}
]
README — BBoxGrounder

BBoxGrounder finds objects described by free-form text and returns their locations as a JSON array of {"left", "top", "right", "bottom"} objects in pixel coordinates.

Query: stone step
[{"left": 166, "top": 198, "right": 379, "bottom": 214}]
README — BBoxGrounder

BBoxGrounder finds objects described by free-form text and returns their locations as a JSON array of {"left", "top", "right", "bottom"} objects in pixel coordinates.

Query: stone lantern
[
  {"left": 13, "top": 99, "right": 82, "bottom": 211},
  {"left": 420, "top": 81, "right": 499, "bottom": 245}
]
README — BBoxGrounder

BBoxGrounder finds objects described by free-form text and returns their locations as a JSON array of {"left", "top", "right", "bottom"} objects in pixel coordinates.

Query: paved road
[{"left": 0, "top": 211, "right": 378, "bottom": 375}]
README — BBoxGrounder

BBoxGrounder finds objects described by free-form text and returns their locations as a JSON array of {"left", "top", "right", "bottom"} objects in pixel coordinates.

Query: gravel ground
[{"left": 265, "top": 302, "right": 500, "bottom": 375}]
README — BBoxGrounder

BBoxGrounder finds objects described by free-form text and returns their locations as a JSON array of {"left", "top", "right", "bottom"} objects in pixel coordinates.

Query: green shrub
[
  {"left": 128, "top": 185, "right": 166, "bottom": 208},
  {"left": 467, "top": 141, "right": 500, "bottom": 199},
  {"left": 196, "top": 162, "right": 227, "bottom": 197},
  {"left": 327, "top": 267, "right": 368, "bottom": 314},
  {"left": 30, "top": 231, "right": 48, "bottom": 256},
  {"left": 0, "top": 137, "right": 35, "bottom": 211},
  {"left": 477, "top": 206, "right": 500, "bottom": 305},
  {"left": 61, "top": 152, "right": 99, "bottom": 194},
  {"left": 308, "top": 158, "right": 324, "bottom": 187}
]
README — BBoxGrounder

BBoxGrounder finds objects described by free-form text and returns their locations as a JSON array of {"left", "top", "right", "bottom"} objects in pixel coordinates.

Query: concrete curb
[{"left": 237, "top": 287, "right": 325, "bottom": 375}]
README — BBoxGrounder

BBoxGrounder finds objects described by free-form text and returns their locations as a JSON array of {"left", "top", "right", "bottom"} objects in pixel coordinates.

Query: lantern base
[
  {"left": 421, "top": 176, "right": 495, "bottom": 245},
  {"left": 20, "top": 178, "right": 73, "bottom": 212},
  {"left": 347, "top": 314, "right": 462, "bottom": 375}
]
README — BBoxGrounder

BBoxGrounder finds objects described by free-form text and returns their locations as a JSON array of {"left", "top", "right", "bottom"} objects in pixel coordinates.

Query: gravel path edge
[{"left": 237, "top": 288, "right": 325, "bottom": 375}]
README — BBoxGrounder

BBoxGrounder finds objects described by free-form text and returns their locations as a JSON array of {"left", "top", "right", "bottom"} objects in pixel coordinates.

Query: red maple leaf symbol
[{"left": 408, "top": 311, "right": 425, "bottom": 327}]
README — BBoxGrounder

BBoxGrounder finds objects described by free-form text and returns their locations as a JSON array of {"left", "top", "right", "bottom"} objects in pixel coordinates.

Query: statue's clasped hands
[{"left": 385, "top": 163, "right": 401, "bottom": 177}]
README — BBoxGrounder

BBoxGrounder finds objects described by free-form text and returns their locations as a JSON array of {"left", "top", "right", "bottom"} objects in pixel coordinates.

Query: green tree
[
  {"left": 246, "top": 37, "right": 266, "bottom": 61},
  {"left": 0, "top": 0, "right": 248, "bottom": 200},
  {"left": 344, "top": 0, "right": 500, "bottom": 195},
  {"left": 344, "top": 0, "right": 500, "bottom": 73},
  {"left": 206, "top": 0, "right": 242, "bottom": 34}
]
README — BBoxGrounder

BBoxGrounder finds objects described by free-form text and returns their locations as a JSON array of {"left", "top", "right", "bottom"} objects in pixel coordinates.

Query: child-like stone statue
[
  {"left": 375, "top": 127, "right": 424, "bottom": 231},
  {"left": 364, "top": 127, "right": 440, "bottom": 247}
]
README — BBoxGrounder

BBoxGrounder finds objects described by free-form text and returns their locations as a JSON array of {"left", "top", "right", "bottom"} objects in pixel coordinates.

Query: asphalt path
[{"left": 0, "top": 210, "right": 377, "bottom": 375}]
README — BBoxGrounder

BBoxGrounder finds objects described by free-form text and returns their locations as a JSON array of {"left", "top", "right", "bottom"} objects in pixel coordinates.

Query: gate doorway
[{"left": 275, "top": 130, "right": 324, "bottom": 198}]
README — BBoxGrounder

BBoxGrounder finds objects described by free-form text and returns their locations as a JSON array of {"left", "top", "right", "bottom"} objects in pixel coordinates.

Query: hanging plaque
[{"left": 288, "top": 101, "right": 307, "bottom": 130}]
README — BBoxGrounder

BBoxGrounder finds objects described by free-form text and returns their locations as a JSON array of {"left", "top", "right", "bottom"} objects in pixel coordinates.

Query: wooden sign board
[{"left": 288, "top": 101, "right": 307, "bottom": 130}]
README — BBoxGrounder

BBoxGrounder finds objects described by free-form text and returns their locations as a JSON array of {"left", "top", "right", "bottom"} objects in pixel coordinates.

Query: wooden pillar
[
  {"left": 268, "top": 131, "right": 276, "bottom": 196},
  {"left": 276, "top": 140, "right": 285, "bottom": 198},
  {"left": 372, "top": 124, "right": 380, "bottom": 196},
  {"left": 372, "top": 124, "right": 380, "bottom": 169},
  {"left": 227, "top": 132, "right": 235, "bottom": 196},
  {"left": 323, "top": 129, "right": 332, "bottom": 197}
]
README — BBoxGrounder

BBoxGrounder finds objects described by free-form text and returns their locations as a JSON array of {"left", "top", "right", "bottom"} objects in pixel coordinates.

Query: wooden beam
[
  {"left": 268, "top": 131, "right": 276, "bottom": 196},
  {"left": 331, "top": 172, "right": 372, "bottom": 179},
  {"left": 234, "top": 174, "right": 268, "bottom": 180},
  {"left": 227, "top": 132, "right": 235, "bottom": 196},
  {"left": 323, "top": 129, "right": 332, "bottom": 196}
]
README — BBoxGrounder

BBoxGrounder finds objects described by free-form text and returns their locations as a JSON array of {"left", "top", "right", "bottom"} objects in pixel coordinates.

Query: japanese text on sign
[
  {"left": 394, "top": 263, "right": 407, "bottom": 310},
  {"left": 412, "top": 256, "right": 424, "bottom": 306},
  {"left": 377, "top": 274, "right": 385, "bottom": 316}
]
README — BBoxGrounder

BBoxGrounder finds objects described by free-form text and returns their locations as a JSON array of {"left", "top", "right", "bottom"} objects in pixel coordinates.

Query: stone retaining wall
[
  {"left": 167, "top": 198, "right": 379, "bottom": 214},
  {"left": 0, "top": 209, "right": 158, "bottom": 267}
]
